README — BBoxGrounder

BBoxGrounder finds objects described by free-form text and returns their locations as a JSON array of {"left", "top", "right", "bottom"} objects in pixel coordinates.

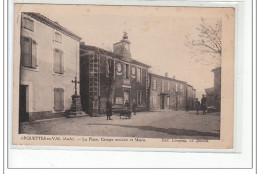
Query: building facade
[
  {"left": 204, "top": 87, "right": 215, "bottom": 107},
  {"left": 186, "top": 84, "right": 196, "bottom": 111},
  {"left": 212, "top": 67, "right": 221, "bottom": 111},
  {"left": 19, "top": 13, "right": 81, "bottom": 122},
  {"left": 80, "top": 33, "right": 151, "bottom": 114},
  {"left": 148, "top": 73, "right": 188, "bottom": 111}
]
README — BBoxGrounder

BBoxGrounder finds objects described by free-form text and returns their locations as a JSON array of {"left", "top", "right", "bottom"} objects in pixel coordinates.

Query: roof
[
  {"left": 80, "top": 44, "right": 151, "bottom": 68},
  {"left": 186, "top": 84, "right": 194, "bottom": 88},
  {"left": 131, "top": 59, "right": 151, "bottom": 68},
  {"left": 23, "top": 12, "right": 81, "bottom": 41},
  {"left": 149, "top": 73, "right": 187, "bottom": 84},
  {"left": 80, "top": 44, "right": 121, "bottom": 59}
]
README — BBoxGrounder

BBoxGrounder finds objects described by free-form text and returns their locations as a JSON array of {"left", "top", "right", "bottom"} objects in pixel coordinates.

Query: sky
[{"left": 16, "top": 4, "right": 224, "bottom": 100}]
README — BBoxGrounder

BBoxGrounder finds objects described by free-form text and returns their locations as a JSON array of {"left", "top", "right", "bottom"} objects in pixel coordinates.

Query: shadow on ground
[{"left": 86, "top": 123, "right": 220, "bottom": 138}]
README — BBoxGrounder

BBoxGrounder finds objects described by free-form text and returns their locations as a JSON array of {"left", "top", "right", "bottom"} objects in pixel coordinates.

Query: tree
[{"left": 185, "top": 18, "right": 222, "bottom": 66}]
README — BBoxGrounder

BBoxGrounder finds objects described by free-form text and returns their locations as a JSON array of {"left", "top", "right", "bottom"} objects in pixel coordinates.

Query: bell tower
[{"left": 113, "top": 32, "right": 131, "bottom": 61}]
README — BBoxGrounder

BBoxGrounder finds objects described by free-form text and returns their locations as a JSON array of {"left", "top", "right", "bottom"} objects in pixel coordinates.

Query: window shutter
[
  {"left": 124, "top": 64, "right": 126, "bottom": 78},
  {"left": 23, "top": 18, "right": 29, "bottom": 29},
  {"left": 54, "top": 50, "right": 60, "bottom": 73},
  {"left": 31, "top": 40, "right": 37, "bottom": 68},
  {"left": 60, "top": 89, "right": 64, "bottom": 110},
  {"left": 54, "top": 89, "right": 59, "bottom": 111},
  {"left": 29, "top": 19, "right": 34, "bottom": 31},
  {"left": 60, "top": 51, "right": 64, "bottom": 74},
  {"left": 21, "top": 37, "right": 31, "bottom": 67},
  {"left": 140, "top": 68, "right": 142, "bottom": 82},
  {"left": 137, "top": 68, "right": 140, "bottom": 82}
]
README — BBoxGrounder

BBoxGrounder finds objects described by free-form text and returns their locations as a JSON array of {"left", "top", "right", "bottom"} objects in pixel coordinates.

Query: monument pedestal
[{"left": 68, "top": 94, "right": 88, "bottom": 118}]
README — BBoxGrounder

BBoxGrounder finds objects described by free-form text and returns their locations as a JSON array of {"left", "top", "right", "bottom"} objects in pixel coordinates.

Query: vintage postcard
[{"left": 12, "top": 4, "right": 235, "bottom": 149}]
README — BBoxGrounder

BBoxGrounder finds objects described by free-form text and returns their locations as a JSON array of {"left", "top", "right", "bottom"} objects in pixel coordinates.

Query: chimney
[
  {"left": 165, "top": 72, "right": 168, "bottom": 77},
  {"left": 172, "top": 76, "right": 175, "bottom": 79},
  {"left": 80, "top": 42, "right": 85, "bottom": 45}
]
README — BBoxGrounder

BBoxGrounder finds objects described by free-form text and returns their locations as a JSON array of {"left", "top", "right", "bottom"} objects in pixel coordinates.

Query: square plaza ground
[{"left": 19, "top": 111, "right": 220, "bottom": 140}]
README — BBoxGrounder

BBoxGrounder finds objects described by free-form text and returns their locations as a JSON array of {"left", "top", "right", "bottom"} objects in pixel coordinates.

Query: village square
[{"left": 17, "top": 9, "right": 221, "bottom": 140}]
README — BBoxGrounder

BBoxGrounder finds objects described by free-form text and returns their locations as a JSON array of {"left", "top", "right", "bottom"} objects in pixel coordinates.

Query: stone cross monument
[{"left": 68, "top": 76, "right": 88, "bottom": 118}]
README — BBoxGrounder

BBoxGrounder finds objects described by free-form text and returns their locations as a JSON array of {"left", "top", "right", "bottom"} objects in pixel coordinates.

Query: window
[
  {"left": 162, "top": 81, "right": 165, "bottom": 93},
  {"left": 152, "top": 96, "right": 156, "bottom": 107},
  {"left": 54, "top": 88, "right": 64, "bottom": 111},
  {"left": 21, "top": 37, "right": 37, "bottom": 68},
  {"left": 137, "top": 91, "right": 142, "bottom": 105},
  {"left": 22, "top": 17, "right": 34, "bottom": 31},
  {"left": 176, "top": 84, "right": 178, "bottom": 92},
  {"left": 180, "top": 85, "right": 183, "bottom": 92},
  {"left": 54, "top": 32, "right": 62, "bottom": 43},
  {"left": 53, "top": 49, "right": 64, "bottom": 74},
  {"left": 106, "top": 59, "right": 114, "bottom": 78},
  {"left": 106, "top": 60, "right": 109, "bottom": 77},
  {"left": 167, "top": 96, "right": 170, "bottom": 106},
  {"left": 168, "top": 82, "right": 170, "bottom": 92},
  {"left": 137, "top": 67, "right": 142, "bottom": 82},
  {"left": 153, "top": 80, "right": 157, "bottom": 90},
  {"left": 124, "top": 64, "right": 129, "bottom": 79}
]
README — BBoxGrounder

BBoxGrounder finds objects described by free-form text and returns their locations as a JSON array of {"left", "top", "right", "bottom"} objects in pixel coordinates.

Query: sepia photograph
[{"left": 12, "top": 4, "right": 235, "bottom": 149}]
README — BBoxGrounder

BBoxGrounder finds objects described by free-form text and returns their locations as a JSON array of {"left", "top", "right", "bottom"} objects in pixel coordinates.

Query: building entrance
[
  {"left": 123, "top": 90, "right": 130, "bottom": 105},
  {"left": 19, "top": 85, "right": 29, "bottom": 122},
  {"left": 160, "top": 94, "right": 165, "bottom": 110}
]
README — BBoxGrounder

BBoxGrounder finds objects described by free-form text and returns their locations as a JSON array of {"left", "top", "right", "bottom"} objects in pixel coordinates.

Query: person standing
[
  {"left": 124, "top": 100, "right": 130, "bottom": 109},
  {"left": 106, "top": 98, "right": 112, "bottom": 120},
  {"left": 201, "top": 94, "right": 207, "bottom": 115},
  {"left": 194, "top": 98, "right": 200, "bottom": 115},
  {"left": 132, "top": 99, "right": 137, "bottom": 115}
]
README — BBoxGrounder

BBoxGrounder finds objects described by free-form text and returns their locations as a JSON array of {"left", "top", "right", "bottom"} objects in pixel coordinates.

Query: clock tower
[{"left": 113, "top": 32, "right": 131, "bottom": 62}]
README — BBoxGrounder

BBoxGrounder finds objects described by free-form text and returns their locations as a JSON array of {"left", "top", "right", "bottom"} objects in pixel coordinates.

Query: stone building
[
  {"left": 204, "top": 87, "right": 215, "bottom": 107},
  {"left": 192, "top": 88, "right": 196, "bottom": 109},
  {"left": 186, "top": 84, "right": 196, "bottom": 111},
  {"left": 80, "top": 32, "right": 151, "bottom": 114},
  {"left": 212, "top": 67, "right": 221, "bottom": 111},
  {"left": 148, "top": 73, "right": 188, "bottom": 111},
  {"left": 19, "top": 13, "right": 81, "bottom": 122}
]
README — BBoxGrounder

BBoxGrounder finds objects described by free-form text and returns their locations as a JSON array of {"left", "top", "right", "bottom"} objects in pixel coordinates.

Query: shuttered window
[
  {"left": 54, "top": 88, "right": 64, "bottom": 111},
  {"left": 137, "top": 67, "right": 142, "bottom": 82},
  {"left": 124, "top": 64, "right": 129, "bottom": 79},
  {"left": 137, "top": 91, "right": 142, "bottom": 105},
  {"left": 153, "top": 80, "right": 157, "bottom": 90},
  {"left": 21, "top": 37, "right": 37, "bottom": 68},
  {"left": 162, "top": 81, "right": 165, "bottom": 93},
  {"left": 53, "top": 49, "right": 64, "bottom": 74},
  {"left": 167, "top": 96, "right": 170, "bottom": 106},
  {"left": 22, "top": 17, "right": 34, "bottom": 31}
]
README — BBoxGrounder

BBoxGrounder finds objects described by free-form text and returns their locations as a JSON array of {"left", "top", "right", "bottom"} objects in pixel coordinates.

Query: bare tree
[{"left": 185, "top": 18, "right": 222, "bottom": 66}]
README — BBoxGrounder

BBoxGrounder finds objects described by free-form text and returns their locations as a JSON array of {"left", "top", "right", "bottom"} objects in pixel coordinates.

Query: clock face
[
  {"left": 132, "top": 67, "right": 136, "bottom": 75},
  {"left": 117, "top": 63, "right": 122, "bottom": 72}
]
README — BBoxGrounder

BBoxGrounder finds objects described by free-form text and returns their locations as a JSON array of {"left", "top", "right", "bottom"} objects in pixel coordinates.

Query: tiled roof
[
  {"left": 149, "top": 73, "right": 187, "bottom": 84},
  {"left": 80, "top": 44, "right": 151, "bottom": 68},
  {"left": 23, "top": 12, "right": 81, "bottom": 41}
]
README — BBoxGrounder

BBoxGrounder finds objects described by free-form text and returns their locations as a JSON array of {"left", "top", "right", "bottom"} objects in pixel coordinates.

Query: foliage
[{"left": 185, "top": 18, "right": 222, "bottom": 66}]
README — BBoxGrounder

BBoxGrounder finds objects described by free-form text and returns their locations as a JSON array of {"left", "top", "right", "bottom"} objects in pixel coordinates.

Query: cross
[{"left": 71, "top": 76, "right": 80, "bottom": 95}]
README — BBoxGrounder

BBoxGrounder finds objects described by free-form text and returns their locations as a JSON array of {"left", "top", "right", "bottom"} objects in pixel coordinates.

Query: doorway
[
  {"left": 160, "top": 95, "right": 165, "bottom": 110},
  {"left": 123, "top": 90, "right": 130, "bottom": 105},
  {"left": 19, "top": 85, "right": 29, "bottom": 122}
]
